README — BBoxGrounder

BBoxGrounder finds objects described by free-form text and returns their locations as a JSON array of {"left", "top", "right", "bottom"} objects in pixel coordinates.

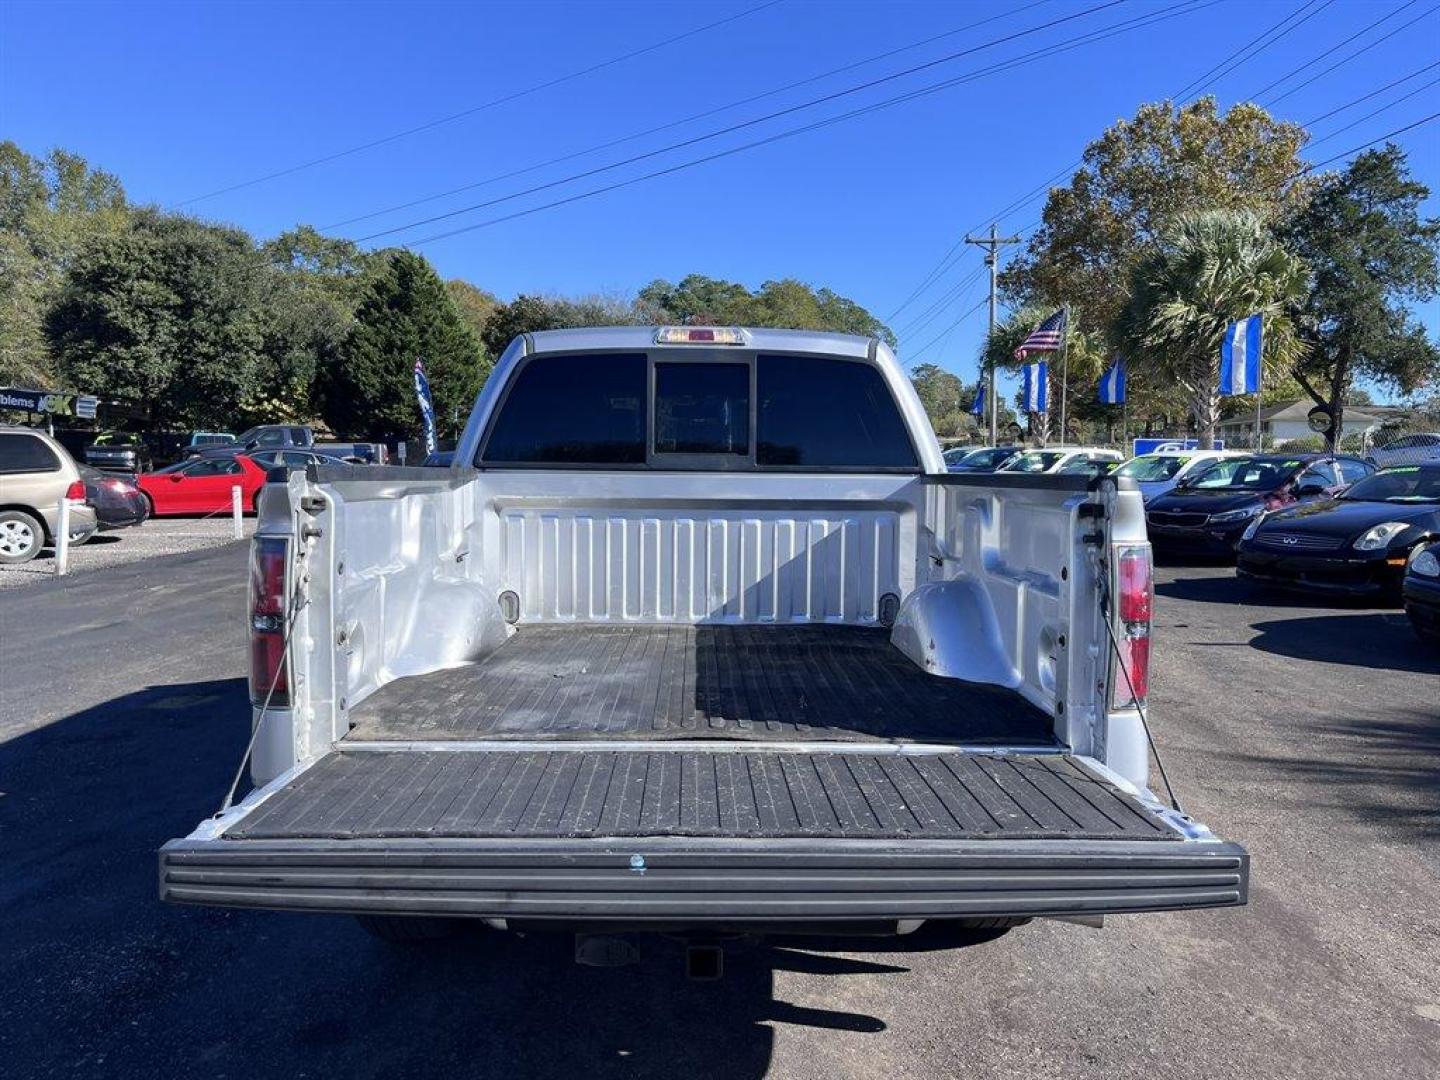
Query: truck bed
[{"left": 344, "top": 625, "right": 1055, "bottom": 745}]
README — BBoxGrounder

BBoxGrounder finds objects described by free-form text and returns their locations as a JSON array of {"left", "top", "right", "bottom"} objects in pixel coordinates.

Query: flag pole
[
  {"left": 1058, "top": 304, "right": 1070, "bottom": 447},
  {"left": 1254, "top": 330, "right": 1263, "bottom": 451}
]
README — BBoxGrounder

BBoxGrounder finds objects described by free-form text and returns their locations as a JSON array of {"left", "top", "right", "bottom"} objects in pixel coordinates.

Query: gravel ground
[
  {"left": 2, "top": 547, "right": 1436, "bottom": 1079},
  {"left": 0, "top": 516, "right": 254, "bottom": 589}
]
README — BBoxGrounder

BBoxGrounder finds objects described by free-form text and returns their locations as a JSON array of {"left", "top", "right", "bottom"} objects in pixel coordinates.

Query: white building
[{"left": 1216, "top": 399, "right": 1389, "bottom": 448}]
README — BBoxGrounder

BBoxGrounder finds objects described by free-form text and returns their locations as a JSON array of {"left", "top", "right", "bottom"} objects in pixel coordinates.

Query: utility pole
[{"left": 965, "top": 224, "right": 1022, "bottom": 445}]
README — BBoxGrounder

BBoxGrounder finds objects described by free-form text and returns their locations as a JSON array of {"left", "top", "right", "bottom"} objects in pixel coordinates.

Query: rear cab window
[{"left": 479, "top": 351, "right": 918, "bottom": 471}]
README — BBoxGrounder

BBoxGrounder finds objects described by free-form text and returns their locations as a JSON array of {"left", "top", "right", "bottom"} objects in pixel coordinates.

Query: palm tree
[{"left": 1117, "top": 210, "right": 1307, "bottom": 448}]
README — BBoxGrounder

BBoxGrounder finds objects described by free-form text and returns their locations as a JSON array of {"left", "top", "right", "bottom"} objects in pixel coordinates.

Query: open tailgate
[{"left": 161, "top": 746, "right": 1246, "bottom": 922}]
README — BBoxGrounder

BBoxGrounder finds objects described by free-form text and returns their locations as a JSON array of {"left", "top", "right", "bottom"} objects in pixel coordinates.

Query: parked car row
[
  {"left": 941, "top": 442, "right": 1439, "bottom": 645},
  {"left": 2, "top": 422, "right": 387, "bottom": 563}
]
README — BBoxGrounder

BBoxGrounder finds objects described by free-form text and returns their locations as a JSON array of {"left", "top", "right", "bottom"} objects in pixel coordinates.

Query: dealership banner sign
[{"left": 0, "top": 387, "right": 99, "bottom": 419}]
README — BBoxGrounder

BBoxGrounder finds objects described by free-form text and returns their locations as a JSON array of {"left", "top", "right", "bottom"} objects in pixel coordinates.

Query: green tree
[
  {"left": 249, "top": 227, "right": 374, "bottom": 424},
  {"left": 635, "top": 274, "right": 751, "bottom": 325},
  {"left": 445, "top": 279, "right": 501, "bottom": 346},
  {"left": 1002, "top": 98, "right": 1310, "bottom": 330},
  {"left": 1117, "top": 210, "right": 1308, "bottom": 448},
  {"left": 910, "top": 363, "right": 967, "bottom": 438},
  {"left": 478, "top": 292, "right": 638, "bottom": 358},
  {"left": 46, "top": 209, "right": 266, "bottom": 428},
  {"left": 321, "top": 250, "right": 485, "bottom": 439},
  {"left": 1281, "top": 146, "right": 1440, "bottom": 449},
  {"left": 0, "top": 142, "right": 129, "bottom": 386},
  {"left": 636, "top": 273, "right": 896, "bottom": 345}
]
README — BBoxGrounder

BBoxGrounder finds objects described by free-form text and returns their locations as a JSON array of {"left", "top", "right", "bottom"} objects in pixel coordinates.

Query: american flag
[{"left": 1014, "top": 309, "right": 1066, "bottom": 361}]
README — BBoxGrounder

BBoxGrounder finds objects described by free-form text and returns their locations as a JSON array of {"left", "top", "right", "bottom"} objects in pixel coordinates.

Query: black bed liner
[
  {"left": 225, "top": 749, "right": 1178, "bottom": 842},
  {"left": 344, "top": 624, "right": 1054, "bottom": 745}
]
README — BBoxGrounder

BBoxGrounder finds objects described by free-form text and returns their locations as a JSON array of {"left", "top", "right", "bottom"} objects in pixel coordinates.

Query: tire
[
  {"left": 353, "top": 914, "right": 459, "bottom": 943},
  {"left": 0, "top": 509, "right": 45, "bottom": 564},
  {"left": 69, "top": 525, "right": 97, "bottom": 546}
]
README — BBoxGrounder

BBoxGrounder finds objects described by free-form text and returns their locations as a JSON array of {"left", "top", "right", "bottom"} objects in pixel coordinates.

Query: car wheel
[
  {"left": 0, "top": 509, "right": 45, "bottom": 564},
  {"left": 353, "top": 914, "right": 460, "bottom": 943},
  {"left": 69, "top": 524, "right": 98, "bottom": 546}
]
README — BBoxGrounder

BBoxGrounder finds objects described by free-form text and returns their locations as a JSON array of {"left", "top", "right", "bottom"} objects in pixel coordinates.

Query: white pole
[
  {"left": 55, "top": 497, "right": 70, "bottom": 577},
  {"left": 232, "top": 484, "right": 243, "bottom": 539}
]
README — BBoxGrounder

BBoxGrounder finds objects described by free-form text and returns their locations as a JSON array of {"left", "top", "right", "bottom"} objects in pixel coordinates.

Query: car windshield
[
  {"left": 93, "top": 432, "right": 140, "bottom": 446},
  {"left": 1115, "top": 455, "right": 1190, "bottom": 482},
  {"left": 1184, "top": 457, "right": 1300, "bottom": 491},
  {"left": 191, "top": 433, "right": 232, "bottom": 445},
  {"left": 1003, "top": 450, "right": 1065, "bottom": 473},
  {"left": 1339, "top": 467, "right": 1440, "bottom": 504},
  {"left": 152, "top": 460, "right": 189, "bottom": 474}
]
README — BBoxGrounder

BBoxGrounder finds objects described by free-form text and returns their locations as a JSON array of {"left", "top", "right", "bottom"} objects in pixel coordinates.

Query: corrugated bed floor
[
  {"left": 344, "top": 625, "right": 1054, "bottom": 745},
  {"left": 226, "top": 749, "right": 1179, "bottom": 841}
]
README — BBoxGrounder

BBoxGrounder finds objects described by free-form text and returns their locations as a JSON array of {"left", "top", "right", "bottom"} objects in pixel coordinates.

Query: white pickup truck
[{"left": 161, "top": 326, "right": 1246, "bottom": 957}]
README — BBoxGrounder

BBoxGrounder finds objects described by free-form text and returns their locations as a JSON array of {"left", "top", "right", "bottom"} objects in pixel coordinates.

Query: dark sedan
[
  {"left": 78, "top": 465, "right": 150, "bottom": 529},
  {"left": 1236, "top": 466, "right": 1440, "bottom": 600},
  {"left": 943, "top": 445, "right": 1021, "bottom": 473},
  {"left": 1145, "top": 453, "right": 1373, "bottom": 558},
  {"left": 1403, "top": 540, "right": 1440, "bottom": 643}
]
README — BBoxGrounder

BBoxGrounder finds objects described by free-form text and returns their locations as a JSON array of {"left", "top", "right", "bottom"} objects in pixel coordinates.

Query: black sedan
[
  {"left": 1144, "top": 453, "right": 1373, "bottom": 557},
  {"left": 1236, "top": 465, "right": 1440, "bottom": 599},
  {"left": 1403, "top": 540, "right": 1440, "bottom": 643},
  {"left": 78, "top": 466, "right": 150, "bottom": 529},
  {"left": 943, "top": 445, "right": 1021, "bottom": 473}
]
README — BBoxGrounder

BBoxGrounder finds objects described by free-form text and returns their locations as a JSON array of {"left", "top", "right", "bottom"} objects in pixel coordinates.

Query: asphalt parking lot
[
  {"left": 2, "top": 544, "right": 1437, "bottom": 1079},
  {"left": 0, "top": 516, "right": 256, "bottom": 590}
]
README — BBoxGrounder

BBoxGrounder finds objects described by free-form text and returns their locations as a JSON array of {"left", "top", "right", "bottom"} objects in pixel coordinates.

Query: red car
[{"left": 137, "top": 454, "right": 268, "bottom": 516}]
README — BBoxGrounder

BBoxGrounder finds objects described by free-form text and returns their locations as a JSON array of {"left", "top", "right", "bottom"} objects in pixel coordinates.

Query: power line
[
  {"left": 1298, "top": 110, "right": 1440, "bottom": 174},
  {"left": 1249, "top": 0, "right": 1420, "bottom": 102},
  {"left": 1305, "top": 74, "right": 1440, "bottom": 150},
  {"left": 325, "top": 0, "right": 1062, "bottom": 231},
  {"left": 1264, "top": 1, "right": 1440, "bottom": 106},
  {"left": 397, "top": 0, "right": 1217, "bottom": 248},
  {"left": 897, "top": 265, "right": 987, "bottom": 339},
  {"left": 355, "top": 0, "right": 1135, "bottom": 243},
  {"left": 1299, "top": 59, "right": 1440, "bottom": 127},
  {"left": 1169, "top": 0, "right": 1332, "bottom": 102},
  {"left": 173, "top": 0, "right": 786, "bottom": 207},
  {"left": 908, "top": 296, "right": 991, "bottom": 360}
]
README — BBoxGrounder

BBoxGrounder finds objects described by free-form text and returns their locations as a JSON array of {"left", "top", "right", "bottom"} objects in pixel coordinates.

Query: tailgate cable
[
  {"left": 216, "top": 582, "right": 309, "bottom": 817},
  {"left": 1099, "top": 579, "right": 1186, "bottom": 817}
]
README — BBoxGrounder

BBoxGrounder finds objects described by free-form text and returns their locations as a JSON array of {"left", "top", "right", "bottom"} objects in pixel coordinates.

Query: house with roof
[{"left": 1216, "top": 398, "right": 1396, "bottom": 448}]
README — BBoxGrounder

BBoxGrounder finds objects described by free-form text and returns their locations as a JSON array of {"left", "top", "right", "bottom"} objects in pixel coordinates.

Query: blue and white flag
[
  {"left": 1219, "top": 314, "right": 1263, "bottom": 396},
  {"left": 970, "top": 380, "right": 986, "bottom": 417},
  {"left": 1021, "top": 362, "right": 1049, "bottom": 414},
  {"left": 1098, "top": 358, "right": 1126, "bottom": 405},
  {"left": 414, "top": 359, "right": 438, "bottom": 455}
]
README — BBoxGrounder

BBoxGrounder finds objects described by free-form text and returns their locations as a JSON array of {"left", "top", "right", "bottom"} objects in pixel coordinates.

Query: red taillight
[
  {"left": 65, "top": 480, "right": 86, "bottom": 502},
  {"left": 1118, "top": 546, "right": 1153, "bottom": 622},
  {"left": 249, "top": 537, "right": 290, "bottom": 705},
  {"left": 1113, "top": 545, "right": 1153, "bottom": 708}
]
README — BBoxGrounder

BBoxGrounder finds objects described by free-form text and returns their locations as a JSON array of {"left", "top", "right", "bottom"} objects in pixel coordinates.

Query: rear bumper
[{"left": 159, "top": 836, "right": 1248, "bottom": 922}]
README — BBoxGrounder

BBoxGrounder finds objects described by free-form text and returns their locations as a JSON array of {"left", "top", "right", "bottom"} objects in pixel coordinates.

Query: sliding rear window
[
  {"left": 483, "top": 353, "right": 646, "bottom": 464},
  {"left": 757, "top": 355, "right": 918, "bottom": 469}
]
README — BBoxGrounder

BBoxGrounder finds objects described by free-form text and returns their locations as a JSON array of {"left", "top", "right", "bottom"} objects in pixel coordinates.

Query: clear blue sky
[{"left": 3, "top": 0, "right": 1437, "bottom": 405}]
